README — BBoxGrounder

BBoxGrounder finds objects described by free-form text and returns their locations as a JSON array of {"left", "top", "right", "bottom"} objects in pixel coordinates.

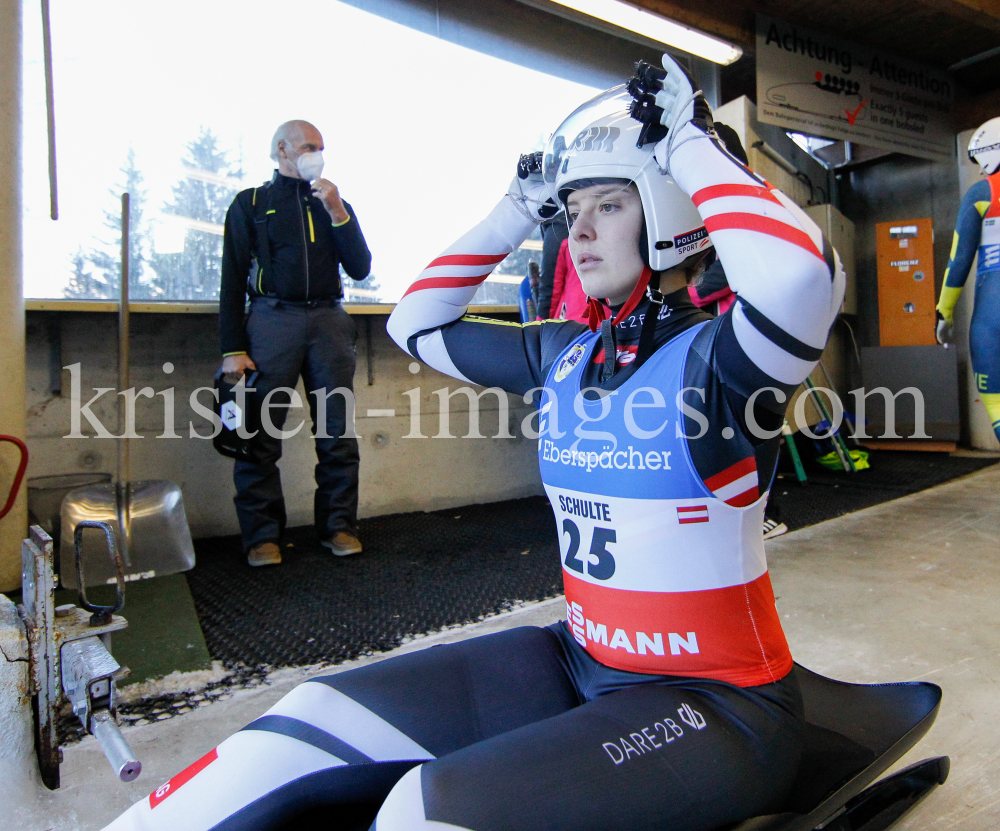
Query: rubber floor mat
[
  {"left": 187, "top": 451, "right": 998, "bottom": 669},
  {"left": 187, "top": 497, "right": 563, "bottom": 668}
]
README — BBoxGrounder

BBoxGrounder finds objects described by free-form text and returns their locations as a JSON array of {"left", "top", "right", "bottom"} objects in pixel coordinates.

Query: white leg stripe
[
  {"left": 262, "top": 681, "right": 435, "bottom": 763},
  {"left": 103, "top": 732, "right": 342, "bottom": 831},
  {"left": 376, "top": 765, "right": 474, "bottom": 831}
]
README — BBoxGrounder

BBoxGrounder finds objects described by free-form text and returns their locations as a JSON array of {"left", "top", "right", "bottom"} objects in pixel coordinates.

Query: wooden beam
[
  {"left": 917, "top": 0, "right": 1000, "bottom": 33},
  {"left": 626, "top": 0, "right": 1000, "bottom": 54},
  {"left": 956, "top": 86, "right": 1000, "bottom": 132}
]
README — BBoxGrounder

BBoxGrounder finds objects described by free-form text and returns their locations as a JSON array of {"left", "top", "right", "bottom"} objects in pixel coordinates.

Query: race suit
[
  {"left": 937, "top": 172, "right": 1000, "bottom": 440},
  {"left": 102, "top": 117, "right": 843, "bottom": 831}
]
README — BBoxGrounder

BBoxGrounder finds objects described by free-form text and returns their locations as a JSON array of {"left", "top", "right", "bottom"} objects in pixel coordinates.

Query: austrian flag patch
[{"left": 676, "top": 505, "right": 709, "bottom": 524}]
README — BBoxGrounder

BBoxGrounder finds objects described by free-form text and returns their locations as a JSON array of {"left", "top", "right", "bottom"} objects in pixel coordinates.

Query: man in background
[{"left": 219, "top": 120, "right": 372, "bottom": 566}]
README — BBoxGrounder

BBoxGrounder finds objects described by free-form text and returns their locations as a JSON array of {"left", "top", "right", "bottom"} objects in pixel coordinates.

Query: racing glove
[
  {"left": 935, "top": 312, "right": 954, "bottom": 346},
  {"left": 508, "top": 151, "right": 561, "bottom": 223}
]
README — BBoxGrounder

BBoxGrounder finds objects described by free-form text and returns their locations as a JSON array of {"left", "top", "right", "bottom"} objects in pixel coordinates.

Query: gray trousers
[{"left": 234, "top": 297, "right": 359, "bottom": 551}]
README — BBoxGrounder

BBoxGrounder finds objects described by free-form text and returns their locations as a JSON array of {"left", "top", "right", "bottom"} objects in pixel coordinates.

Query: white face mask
[{"left": 295, "top": 150, "right": 324, "bottom": 181}]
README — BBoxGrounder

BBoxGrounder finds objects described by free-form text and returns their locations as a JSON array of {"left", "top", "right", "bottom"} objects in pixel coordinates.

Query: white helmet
[
  {"left": 542, "top": 85, "right": 708, "bottom": 272},
  {"left": 969, "top": 117, "right": 1000, "bottom": 175}
]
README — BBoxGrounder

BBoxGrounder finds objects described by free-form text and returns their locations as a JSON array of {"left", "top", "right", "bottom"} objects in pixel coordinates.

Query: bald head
[
  {"left": 270, "top": 120, "right": 313, "bottom": 161},
  {"left": 271, "top": 120, "right": 325, "bottom": 179}
]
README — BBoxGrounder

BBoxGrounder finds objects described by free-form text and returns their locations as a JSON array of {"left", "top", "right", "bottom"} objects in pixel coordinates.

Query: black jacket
[{"left": 219, "top": 171, "right": 372, "bottom": 355}]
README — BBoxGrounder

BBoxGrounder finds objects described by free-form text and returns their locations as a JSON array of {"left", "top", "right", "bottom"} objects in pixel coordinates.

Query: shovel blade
[{"left": 59, "top": 480, "right": 196, "bottom": 589}]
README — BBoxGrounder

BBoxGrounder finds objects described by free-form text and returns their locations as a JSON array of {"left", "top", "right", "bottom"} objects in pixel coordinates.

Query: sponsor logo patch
[
  {"left": 601, "top": 703, "right": 707, "bottom": 766},
  {"left": 591, "top": 344, "right": 638, "bottom": 366},
  {"left": 569, "top": 125, "right": 620, "bottom": 154},
  {"left": 554, "top": 344, "right": 587, "bottom": 382},
  {"left": 674, "top": 227, "right": 710, "bottom": 256}
]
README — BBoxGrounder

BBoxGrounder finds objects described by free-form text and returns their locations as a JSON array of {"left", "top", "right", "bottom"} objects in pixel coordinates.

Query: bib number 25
[{"left": 562, "top": 519, "right": 616, "bottom": 580}]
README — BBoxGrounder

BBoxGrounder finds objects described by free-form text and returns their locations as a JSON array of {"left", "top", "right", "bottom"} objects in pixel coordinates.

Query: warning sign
[{"left": 755, "top": 14, "right": 954, "bottom": 162}]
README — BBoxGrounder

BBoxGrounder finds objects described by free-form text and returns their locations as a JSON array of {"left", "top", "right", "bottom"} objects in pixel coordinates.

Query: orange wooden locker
[{"left": 876, "top": 218, "right": 937, "bottom": 346}]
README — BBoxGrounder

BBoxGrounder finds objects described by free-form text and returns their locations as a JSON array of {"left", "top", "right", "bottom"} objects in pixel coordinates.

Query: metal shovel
[{"left": 59, "top": 193, "right": 196, "bottom": 588}]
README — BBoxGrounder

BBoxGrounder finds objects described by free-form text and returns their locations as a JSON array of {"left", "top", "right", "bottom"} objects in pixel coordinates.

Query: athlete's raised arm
[
  {"left": 630, "top": 57, "right": 845, "bottom": 412},
  {"left": 386, "top": 159, "right": 583, "bottom": 393}
]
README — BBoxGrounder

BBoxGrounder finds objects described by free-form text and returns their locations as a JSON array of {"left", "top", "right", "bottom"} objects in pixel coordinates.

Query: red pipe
[{"left": 0, "top": 435, "right": 28, "bottom": 519}]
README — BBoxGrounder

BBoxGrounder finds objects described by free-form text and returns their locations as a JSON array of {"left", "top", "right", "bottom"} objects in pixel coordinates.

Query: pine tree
[
  {"left": 63, "top": 247, "right": 105, "bottom": 299},
  {"left": 66, "top": 148, "right": 154, "bottom": 300},
  {"left": 342, "top": 268, "right": 382, "bottom": 302},
  {"left": 150, "top": 128, "right": 242, "bottom": 300}
]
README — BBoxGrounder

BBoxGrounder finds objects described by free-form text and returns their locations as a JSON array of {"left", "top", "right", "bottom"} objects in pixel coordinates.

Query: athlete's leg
[
  {"left": 376, "top": 676, "right": 803, "bottom": 831},
  {"left": 981, "top": 393, "right": 1000, "bottom": 442},
  {"left": 101, "top": 627, "right": 578, "bottom": 831},
  {"left": 969, "top": 271, "right": 1000, "bottom": 442}
]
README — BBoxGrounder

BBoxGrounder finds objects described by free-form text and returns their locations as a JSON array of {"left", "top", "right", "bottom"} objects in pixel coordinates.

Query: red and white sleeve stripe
[
  {"left": 703, "top": 456, "right": 759, "bottom": 507},
  {"left": 669, "top": 123, "right": 845, "bottom": 387},
  {"left": 387, "top": 197, "right": 536, "bottom": 382}
]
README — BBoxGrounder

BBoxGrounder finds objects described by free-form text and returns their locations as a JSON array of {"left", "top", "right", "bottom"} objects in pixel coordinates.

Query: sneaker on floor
[
  {"left": 762, "top": 518, "right": 788, "bottom": 540},
  {"left": 322, "top": 531, "right": 363, "bottom": 557},
  {"left": 248, "top": 541, "right": 282, "bottom": 567}
]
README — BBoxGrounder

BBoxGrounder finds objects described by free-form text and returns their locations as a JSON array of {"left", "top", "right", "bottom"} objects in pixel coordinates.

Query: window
[{"left": 21, "top": 0, "right": 607, "bottom": 303}]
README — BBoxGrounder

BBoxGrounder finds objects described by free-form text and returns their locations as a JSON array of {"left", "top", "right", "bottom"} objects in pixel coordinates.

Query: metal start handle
[
  {"left": 91, "top": 711, "right": 142, "bottom": 782},
  {"left": 74, "top": 520, "right": 125, "bottom": 625}
]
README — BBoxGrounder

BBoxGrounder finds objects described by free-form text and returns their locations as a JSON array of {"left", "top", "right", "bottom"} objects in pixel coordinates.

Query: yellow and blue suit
[{"left": 937, "top": 172, "right": 1000, "bottom": 441}]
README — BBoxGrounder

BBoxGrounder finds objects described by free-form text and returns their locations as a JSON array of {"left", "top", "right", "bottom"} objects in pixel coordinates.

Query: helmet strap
[
  {"left": 615, "top": 266, "right": 653, "bottom": 323},
  {"left": 588, "top": 266, "right": 658, "bottom": 383},
  {"left": 586, "top": 296, "right": 608, "bottom": 332},
  {"left": 634, "top": 270, "right": 663, "bottom": 372},
  {"left": 586, "top": 266, "right": 651, "bottom": 333},
  {"left": 599, "top": 319, "right": 617, "bottom": 383}
]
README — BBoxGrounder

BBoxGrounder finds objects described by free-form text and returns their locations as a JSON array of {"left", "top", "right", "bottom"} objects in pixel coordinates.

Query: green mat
[{"left": 54, "top": 573, "right": 211, "bottom": 686}]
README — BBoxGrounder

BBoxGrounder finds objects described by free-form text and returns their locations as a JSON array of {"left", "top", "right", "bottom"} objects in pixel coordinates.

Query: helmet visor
[{"left": 543, "top": 86, "right": 632, "bottom": 188}]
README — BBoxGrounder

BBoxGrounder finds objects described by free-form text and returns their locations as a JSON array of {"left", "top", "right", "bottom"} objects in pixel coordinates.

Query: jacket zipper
[
  {"left": 258, "top": 207, "right": 276, "bottom": 294},
  {"left": 297, "top": 183, "right": 310, "bottom": 298}
]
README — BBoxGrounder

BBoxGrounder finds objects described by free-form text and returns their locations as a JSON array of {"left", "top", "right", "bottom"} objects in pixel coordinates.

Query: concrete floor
[{"left": 14, "top": 461, "right": 1000, "bottom": 830}]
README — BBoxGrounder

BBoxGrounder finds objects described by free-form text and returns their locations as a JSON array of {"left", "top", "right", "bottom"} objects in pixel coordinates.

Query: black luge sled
[{"left": 724, "top": 664, "right": 948, "bottom": 831}]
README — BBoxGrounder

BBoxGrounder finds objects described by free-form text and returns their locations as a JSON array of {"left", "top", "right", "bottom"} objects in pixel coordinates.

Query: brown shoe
[
  {"left": 322, "top": 531, "right": 363, "bottom": 557},
  {"left": 247, "top": 541, "right": 282, "bottom": 567}
]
